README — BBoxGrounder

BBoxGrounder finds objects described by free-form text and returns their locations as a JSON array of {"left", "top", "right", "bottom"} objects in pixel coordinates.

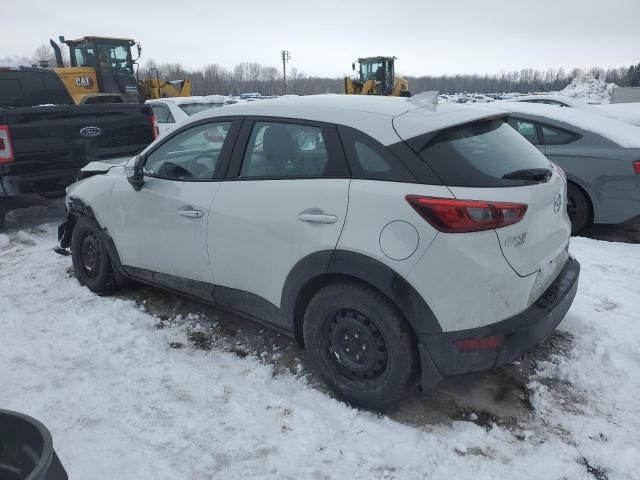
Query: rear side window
[
  {"left": 339, "top": 126, "right": 415, "bottom": 182},
  {"left": 0, "top": 71, "right": 73, "bottom": 108},
  {"left": 508, "top": 119, "right": 539, "bottom": 145},
  {"left": 240, "top": 121, "right": 347, "bottom": 179},
  {"left": 150, "top": 104, "right": 175, "bottom": 123},
  {"left": 414, "top": 119, "right": 550, "bottom": 187},
  {"left": 540, "top": 125, "right": 579, "bottom": 145}
]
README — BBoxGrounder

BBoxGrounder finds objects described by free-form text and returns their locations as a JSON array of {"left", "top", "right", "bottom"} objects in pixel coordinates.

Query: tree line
[
  {"left": 140, "top": 61, "right": 640, "bottom": 96},
  {"left": 4, "top": 44, "right": 640, "bottom": 95}
]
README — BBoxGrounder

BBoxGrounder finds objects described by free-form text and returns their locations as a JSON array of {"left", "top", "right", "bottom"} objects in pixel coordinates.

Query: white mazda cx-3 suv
[{"left": 58, "top": 95, "right": 579, "bottom": 410}]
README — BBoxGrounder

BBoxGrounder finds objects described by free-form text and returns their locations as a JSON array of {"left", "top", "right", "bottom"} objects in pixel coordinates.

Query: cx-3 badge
[
  {"left": 79, "top": 126, "right": 103, "bottom": 138},
  {"left": 553, "top": 193, "right": 562, "bottom": 213}
]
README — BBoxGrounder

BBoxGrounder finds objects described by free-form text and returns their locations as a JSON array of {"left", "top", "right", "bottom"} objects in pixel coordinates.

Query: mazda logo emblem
[
  {"left": 79, "top": 126, "right": 103, "bottom": 138},
  {"left": 553, "top": 193, "right": 562, "bottom": 213}
]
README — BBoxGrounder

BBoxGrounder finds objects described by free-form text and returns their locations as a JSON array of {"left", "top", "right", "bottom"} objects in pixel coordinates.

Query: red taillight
[
  {"left": 149, "top": 114, "right": 159, "bottom": 141},
  {"left": 634, "top": 160, "right": 640, "bottom": 175},
  {"left": 0, "top": 125, "right": 15, "bottom": 164},
  {"left": 454, "top": 335, "right": 505, "bottom": 351},
  {"left": 405, "top": 195, "right": 527, "bottom": 233}
]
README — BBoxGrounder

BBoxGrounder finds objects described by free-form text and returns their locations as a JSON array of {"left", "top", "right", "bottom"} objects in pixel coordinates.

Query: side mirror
[
  {"left": 126, "top": 155, "right": 144, "bottom": 191},
  {"left": 351, "top": 62, "right": 355, "bottom": 71}
]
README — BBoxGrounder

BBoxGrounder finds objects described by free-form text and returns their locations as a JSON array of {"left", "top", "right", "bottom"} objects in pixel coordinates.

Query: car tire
[
  {"left": 303, "top": 281, "right": 419, "bottom": 411},
  {"left": 71, "top": 216, "right": 117, "bottom": 294},
  {"left": 567, "top": 183, "right": 590, "bottom": 234}
]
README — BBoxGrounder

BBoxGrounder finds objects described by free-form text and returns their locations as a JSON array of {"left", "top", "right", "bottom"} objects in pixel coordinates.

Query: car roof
[
  {"left": 193, "top": 95, "right": 502, "bottom": 145},
  {"left": 147, "top": 95, "right": 232, "bottom": 106},
  {"left": 486, "top": 101, "right": 640, "bottom": 148}
]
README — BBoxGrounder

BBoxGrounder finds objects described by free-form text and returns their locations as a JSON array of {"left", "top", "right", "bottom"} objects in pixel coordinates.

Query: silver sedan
[{"left": 490, "top": 102, "right": 640, "bottom": 233}]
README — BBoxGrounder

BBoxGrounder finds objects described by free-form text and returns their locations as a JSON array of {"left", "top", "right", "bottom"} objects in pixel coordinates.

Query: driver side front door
[{"left": 110, "top": 119, "right": 239, "bottom": 284}]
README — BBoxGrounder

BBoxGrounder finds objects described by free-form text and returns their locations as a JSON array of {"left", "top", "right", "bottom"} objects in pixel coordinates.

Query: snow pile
[
  {"left": 558, "top": 75, "right": 617, "bottom": 104},
  {"left": 1, "top": 206, "right": 640, "bottom": 479}
]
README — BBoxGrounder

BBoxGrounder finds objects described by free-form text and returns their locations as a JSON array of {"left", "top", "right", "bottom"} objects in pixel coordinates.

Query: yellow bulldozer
[
  {"left": 48, "top": 36, "right": 192, "bottom": 104},
  {"left": 344, "top": 56, "right": 410, "bottom": 97}
]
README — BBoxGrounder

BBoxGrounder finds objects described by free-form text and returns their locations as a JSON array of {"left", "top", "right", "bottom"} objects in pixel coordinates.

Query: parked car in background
[
  {"left": 0, "top": 66, "right": 157, "bottom": 228},
  {"left": 467, "top": 94, "right": 494, "bottom": 103},
  {"left": 147, "top": 96, "right": 236, "bottom": 134},
  {"left": 506, "top": 94, "right": 640, "bottom": 126},
  {"left": 59, "top": 95, "right": 578, "bottom": 410},
  {"left": 488, "top": 102, "right": 640, "bottom": 233}
]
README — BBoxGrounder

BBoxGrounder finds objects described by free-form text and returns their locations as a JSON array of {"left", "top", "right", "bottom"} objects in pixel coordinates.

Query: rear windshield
[
  {"left": 414, "top": 119, "right": 550, "bottom": 187},
  {"left": 0, "top": 71, "right": 74, "bottom": 108},
  {"left": 179, "top": 103, "right": 224, "bottom": 116}
]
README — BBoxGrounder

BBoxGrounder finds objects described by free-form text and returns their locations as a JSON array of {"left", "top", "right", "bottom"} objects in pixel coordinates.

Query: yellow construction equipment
[
  {"left": 344, "top": 56, "right": 410, "bottom": 97},
  {"left": 49, "top": 36, "right": 192, "bottom": 104}
]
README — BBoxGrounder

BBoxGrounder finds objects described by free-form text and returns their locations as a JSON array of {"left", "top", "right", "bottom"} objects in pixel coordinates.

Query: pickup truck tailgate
[{"left": 0, "top": 103, "right": 154, "bottom": 196}]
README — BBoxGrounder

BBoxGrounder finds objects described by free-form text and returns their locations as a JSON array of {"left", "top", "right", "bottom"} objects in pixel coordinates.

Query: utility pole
[{"left": 281, "top": 50, "right": 291, "bottom": 95}]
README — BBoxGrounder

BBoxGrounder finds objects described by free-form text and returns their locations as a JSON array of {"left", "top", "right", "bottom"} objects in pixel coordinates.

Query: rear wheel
[
  {"left": 303, "top": 282, "right": 418, "bottom": 411},
  {"left": 567, "top": 183, "right": 591, "bottom": 234},
  {"left": 71, "top": 217, "right": 117, "bottom": 294}
]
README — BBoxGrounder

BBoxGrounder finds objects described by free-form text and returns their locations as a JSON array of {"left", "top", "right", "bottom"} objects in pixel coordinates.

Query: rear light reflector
[
  {"left": 405, "top": 195, "right": 528, "bottom": 233},
  {"left": 0, "top": 125, "right": 15, "bottom": 164},
  {"left": 634, "top": 160, "right": 640, "bottom": 175},
  {"left": 454, "top": 334, "right": 505, "bottom": 351},
  {"left": 149, "top": 114, "right": 159, "bottom": 141}
]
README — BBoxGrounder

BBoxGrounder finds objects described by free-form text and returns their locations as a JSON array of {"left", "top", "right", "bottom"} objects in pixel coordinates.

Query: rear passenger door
[{"left": 207, "top": 119, "right": 350, "bottom": 322}]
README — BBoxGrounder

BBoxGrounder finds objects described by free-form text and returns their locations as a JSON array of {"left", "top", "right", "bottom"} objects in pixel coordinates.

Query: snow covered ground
[{"left": 1, "top": 204, "right": 639, "bottom": 479}]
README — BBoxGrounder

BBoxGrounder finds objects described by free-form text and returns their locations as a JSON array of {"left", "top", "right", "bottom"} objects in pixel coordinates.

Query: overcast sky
[{"left": 4, "top": 0, "right": 639, "bottom": 77}]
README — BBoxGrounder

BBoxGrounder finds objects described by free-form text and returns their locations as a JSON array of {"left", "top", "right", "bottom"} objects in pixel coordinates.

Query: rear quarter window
[{"left": 412, "top": 119, "right": 551, "bottom": 187}]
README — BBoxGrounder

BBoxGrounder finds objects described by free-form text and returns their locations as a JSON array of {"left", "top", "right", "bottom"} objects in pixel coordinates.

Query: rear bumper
[
  {"left": 418, "top": 256, "right": 580, "bottom": 386},
  {"left": 0, "top": 169, "right": 78, "bottom": 197}
]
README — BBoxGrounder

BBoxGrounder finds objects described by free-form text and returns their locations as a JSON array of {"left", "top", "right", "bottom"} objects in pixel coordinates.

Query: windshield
[
  {"left": 95, "top": 43, "right": 133, "bottom": 73},
  {"left": 179, "top": 103, "right": 225, "bottom": 116},
  {"left": 360, "top": 61, "right": 384, "bottom": 82}
]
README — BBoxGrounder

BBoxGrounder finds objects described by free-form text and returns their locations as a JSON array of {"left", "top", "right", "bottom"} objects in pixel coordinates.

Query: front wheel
[
  {"left": 303, "top": 282, "right": 418, "bottom": 410},
  {"left": 71, "top": 217, "right": 117, "bottom": 294}
]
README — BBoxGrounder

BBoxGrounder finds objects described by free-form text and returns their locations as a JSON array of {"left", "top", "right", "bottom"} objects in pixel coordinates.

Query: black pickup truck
[{"left": 0, "top": 66, "right": 157, "bottom": 227}]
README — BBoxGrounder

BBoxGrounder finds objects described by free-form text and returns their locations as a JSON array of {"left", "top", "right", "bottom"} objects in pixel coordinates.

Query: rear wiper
[{"left": 502, "top": 168, "right": 552, "bottom": 183}]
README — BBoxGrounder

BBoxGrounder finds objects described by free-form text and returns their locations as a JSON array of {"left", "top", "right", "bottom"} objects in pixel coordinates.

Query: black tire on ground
[
  {"left": 567, "top": 183, "right": 591, "bottom": 235},
  {"left": 71, "top": 216, "right": 117, "bottom": 294},
  {"left": 303, "top": 281, "right": 419, "bottom": 411}
]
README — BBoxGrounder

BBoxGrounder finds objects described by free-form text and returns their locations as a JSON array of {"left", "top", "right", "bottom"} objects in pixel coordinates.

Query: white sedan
[{"left": 146, "top": 96, "right": 237, "bottom": 134}]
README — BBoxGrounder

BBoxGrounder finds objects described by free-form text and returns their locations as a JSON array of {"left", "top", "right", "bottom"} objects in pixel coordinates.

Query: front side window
[
  {"left": 143, "top": 122, "right": 231, "bottom": 180},
  {"left": 240, "top": 122, "right": 329, "bottom": 178},
  {"left": 415, "top": 119, "right": 550, "bottom": 187},
  {"left": 508, "top": 118, "right": 540, "bottom": 145},
  {"left": 72, "top": 46, "right": 95, "bottom": 67}
]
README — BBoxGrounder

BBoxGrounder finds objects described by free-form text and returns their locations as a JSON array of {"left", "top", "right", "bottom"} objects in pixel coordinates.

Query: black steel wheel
[
  {"left": 71, "top": 217, "right": 116, "bottom": 294},
  {"left": 303, "top": 282, "right": 418, "bottom": 411},
  {"left": 325, "top": 308, "right": 389, "bottom": 382}
]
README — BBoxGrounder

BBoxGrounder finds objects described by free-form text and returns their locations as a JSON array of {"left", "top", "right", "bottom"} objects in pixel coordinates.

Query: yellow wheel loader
[
  {"left": 49, "top": 36, "right": 192, "bottom": 104},
  {"left": 344, "top": 56, "right": 410, "bottom": 97}
]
